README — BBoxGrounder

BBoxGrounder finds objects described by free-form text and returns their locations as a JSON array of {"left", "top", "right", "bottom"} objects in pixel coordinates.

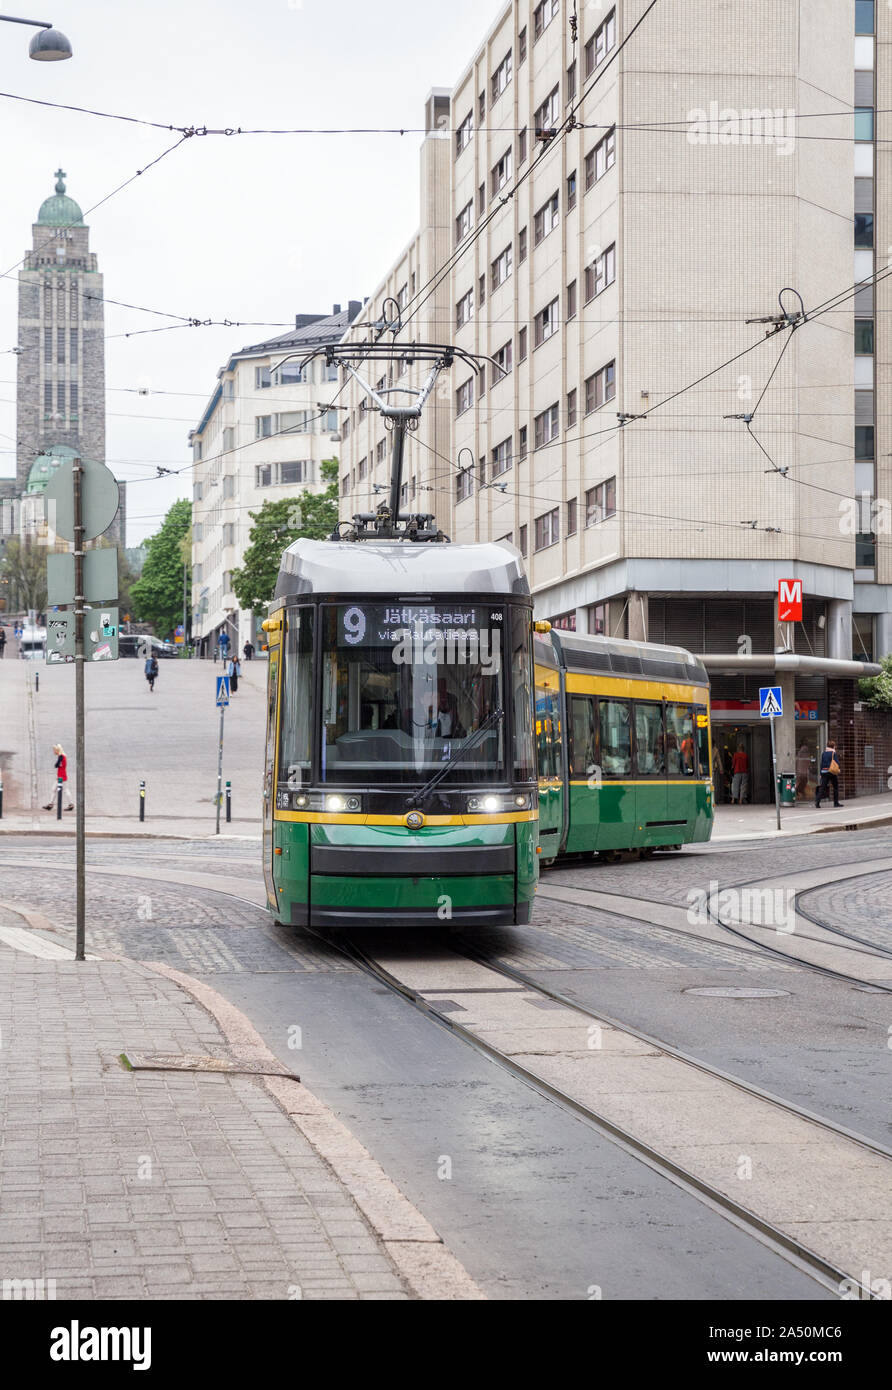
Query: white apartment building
[
  {"left": 190, "top": 303, "right": 361, "bottom": 654},
  {"left": 338, "top": 0, "right": 887, "bottom": 800}
]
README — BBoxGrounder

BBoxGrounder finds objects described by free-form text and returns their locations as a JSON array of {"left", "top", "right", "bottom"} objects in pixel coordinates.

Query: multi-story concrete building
[
  {"left": 337, "top": 1, "right": 885, "bottom": 801},
  {"left": 189, "top": 303, "right": 361, "bottom": 654},
  {"left": 6, "top": 169, "right": 125, "bottom": 545}
]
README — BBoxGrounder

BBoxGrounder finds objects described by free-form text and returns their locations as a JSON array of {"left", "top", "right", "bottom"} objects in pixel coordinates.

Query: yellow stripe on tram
[
  {"left": 273, "top": 810, "right": 538, "bottom": 826},
  {"left": 563, "top": 672, "right": 710, "bottom": 703}
]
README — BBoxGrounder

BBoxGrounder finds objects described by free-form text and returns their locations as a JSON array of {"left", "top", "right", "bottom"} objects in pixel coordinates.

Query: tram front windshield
[{"left": 319, "top": 601, "right": 507, "bottom": 785}]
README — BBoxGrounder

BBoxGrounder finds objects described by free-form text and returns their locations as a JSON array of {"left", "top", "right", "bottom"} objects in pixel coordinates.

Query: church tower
[{"left": 15, "top": 170, "right": 124, "bottom": 542}]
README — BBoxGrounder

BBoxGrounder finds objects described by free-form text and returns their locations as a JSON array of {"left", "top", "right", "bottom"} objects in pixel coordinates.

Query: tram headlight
[
  {"left": 294, "top": 793, "right": 309, "bottom": 809},
  {"left": 326, "top": 795, "right": 346, "bottom": 813},
  {"left": 324, "top": 794, "right": 363, "bottom": 814},
  {"left": 466, "top": 792, "right": 532, "bottom": 814}
]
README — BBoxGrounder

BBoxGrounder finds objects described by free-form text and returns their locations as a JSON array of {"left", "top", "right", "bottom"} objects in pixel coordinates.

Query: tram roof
[
  {"left": 549, "top": 630, "right": 709, "bottom": 687},
  {"left": 274, "top": 539, "right": 530, "bottom": 600}
]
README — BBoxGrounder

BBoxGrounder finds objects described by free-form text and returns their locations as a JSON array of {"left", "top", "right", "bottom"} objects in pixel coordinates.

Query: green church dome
[
  {"left": 25, "top": 444, "right": 77, "bottom": 494},
  {"left": 37, "top": 169, "right": 83, "bottom": 227}
]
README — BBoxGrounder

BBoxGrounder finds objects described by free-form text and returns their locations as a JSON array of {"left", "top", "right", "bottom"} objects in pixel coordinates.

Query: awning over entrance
[{"left": 698, "top": 654, "right": 880, "bottom": 678}]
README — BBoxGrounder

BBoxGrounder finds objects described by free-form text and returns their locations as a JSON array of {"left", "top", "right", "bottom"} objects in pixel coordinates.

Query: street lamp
[{"left": 0, "top": 14, "right": 73, "bottom": 60}]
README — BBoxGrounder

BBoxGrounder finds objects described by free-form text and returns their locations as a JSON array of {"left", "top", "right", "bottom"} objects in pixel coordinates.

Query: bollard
[
  {"left": 56, "top": 779, "right": 62, "bottom": 820},
  {"left": 35, "top": 672, "right": 39, "bottom": 692},
  {"left": 225, "top": 780, "right": 231, "bottom": 824},
  {"left": 139, "top": 779, "right": 146, "bottom": 823},
  {"left": 0, "top": 773, "right": 3, "bottom": 819}
]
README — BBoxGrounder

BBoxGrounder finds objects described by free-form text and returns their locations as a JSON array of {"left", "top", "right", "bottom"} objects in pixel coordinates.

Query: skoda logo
[{"left": 405, "top": 810, "right": 424, "bottom": 829}]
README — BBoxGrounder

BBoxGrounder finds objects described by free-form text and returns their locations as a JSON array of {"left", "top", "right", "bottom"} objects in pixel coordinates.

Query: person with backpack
[
  {"left": 144, "top": 653, "right": 159, "bottom": 693},
  {"left": 815, "top": 739, "right": 842, "bottom": 808}
]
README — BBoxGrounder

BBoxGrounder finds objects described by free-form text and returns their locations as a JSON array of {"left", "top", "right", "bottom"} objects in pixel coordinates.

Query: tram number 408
[{"left": 490, "top": 612, "right": 503, "bottom": 621}]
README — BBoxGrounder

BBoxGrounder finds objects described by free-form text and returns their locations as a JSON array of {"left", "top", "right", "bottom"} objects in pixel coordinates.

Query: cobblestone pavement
[
  {"left": 798, "top": 869, "right": 892, "bottom": 950},
  {"left": 0, "top": 946, "right": 410, "bottom": 1300}
]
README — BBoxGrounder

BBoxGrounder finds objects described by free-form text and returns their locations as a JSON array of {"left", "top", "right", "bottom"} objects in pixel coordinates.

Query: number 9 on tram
[{"left": 262, "top": 538, "right": 538, "bottom": 928}]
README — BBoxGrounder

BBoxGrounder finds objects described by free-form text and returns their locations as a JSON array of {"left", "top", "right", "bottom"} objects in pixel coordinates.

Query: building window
[
  {"left": 588, "top": 603, "right": 607, "bottom": 635},
  {"left": 533, "top": 0, "right": 558, "bottom": 41},
  {"left": 584, "top": 244, "right": 616, "bottom": 301},
  {"left": 69, "top": 382, "right": 78, "bottom": 415},
  {"left": 518, "top": 226, "right": 528, "bottom": 264},
  {"left": 479, "top": 366, "right": 486, "bottom": 398},
  {"left": 493, "top": 340, "right": 513, "bottom": 381},
  {"left": 585, "top": 477, "right": 617, "bottom": 526},
  {"left": 534, "top": 404, "right": 559, "bottom": 449},
  {"left": 491, "top": 438, "right": 513, "bottom": 476},
  {"left": 855, "top": 213, "right": 874, "bottom": 247},
  {"left": 855, "top": 319, "right": 874, "bottom": 354},
  {"left": 856, "top": 0, "right": 875, "bottom": 34},
  {"left": 584, "top": 8, "right": 616, "bottom": 79},
  {"left": 456, "top": 111, "right": 473, "bottom": 154},
  {"left": 478, "top": 273, "right": 486, "bottom": 308},
  {"left": 223, "top": 427, "right": 235, "bottom": 452},
  {"left": 376, "top": 438, "right": 387, "bottom": 463},
  {"left": 223, "top": 379, "right": 235, "bottom": 400},
  {"left": 255, "top": 415, "right": 272, "bottom": 438},
  {"left": 478, "top": 181, "right": 486, "bottom": 216},
  {"left": 518, "top": 426, "right": 528, "bottom": 461},
  {"left": 566, "top": 170, "right": 577, "bottom": 211},
  {"left": 492, "top": 50, "right": 512, "bottom": 102},
  {"left": 518, "top": 25, "right": 527, "bottom": 63},
  {"left": 456, "top": 465, "right": 474, "bottom": 502},
  {"left": 857, "top": 532, "right": 876, "bottom": 567},
  {"left": 855, "top": 107, "right": 874, "bottom": 141},
  {"left": 255, "top": 366, "right": 271, "bottom": 389},
  {"left": 456, "top": 378, "right": 474, "bottom": 416},
  {"left": 533, "top": 85, "right": 560, "bottom": 135},
  {"left": 223, "top": 523, "right": 235, "bottom": 545},
  {"left": 856, "top": 425, "right": 875, "bottom": 459},
  {"left": 397, "top": 283, "right": 408, "bottom": 310},
  {"left": 222, "top": 474, "right": 235, "bottom": 499},
  {"left": 518, "top": 128, "right": 527, "bottom": 164},
  {"left": 518, "top": 326, "right": 527, "bottom": 361},
  {"left": 194, "top": 522, "right": 203, "bottom": 542},
  {"left": 566, "top": 389, "right": 577, "bottom": 428},
  {"left": 456, "top": 288, "right": 474, "bottom": 328},
  {"left": 519, "top": 523, "right": 528, "bottom": 556},
  {"left": 491, "top": 147, "right": 513, "bottom": 197},
  {"left": 491, "top": 244, "right": 513, "bottom": 290},
  {"left": 281, "top": 460, "right": 312, "bottom": 485},
  {"left": 193, "top": 440, "right": 203, "bottom": 462},
  {"left": 69, "top": 329, "right": 78, "bottom": 364},
  {"left": 43, "top": 331, "right": 52, "bottom": 363},
  {"left": 585, "top": 361, "right": 616, "bottom": 413},
  {"left": 277, "top": 361, "right": 307, "bottom": 385},
  {"left": 57, "top": 327, "right": 65, "bottom": 363},
  {"left": 358, "top": 456, "right": 367, "bottom": 480},
  {"left": 551, "top": 610, "right": 577, "bottom": 631},
  {"left": 566, "top": 497, "right": 578, "bottom": 535},
  {"left": 455, "top": 200, "right": 473, "bottom": 244},
  {"left": 566, "top": 62, "right": 576, "bottom": 104},
  {"left": 533, "top": 191, "right": 559, "bottom": 245},
  {"left": 534, "top": 297, "right": 560, "bottom": 347},
  {"left": 342, "top": 473, "right": 351, "bottom": 496},
  {"left": 585, "top": 127, "right": 616, "bottom": 189},
  {"left": 534, "top": 507, "right": 560, "bottom": 551},
  {"left": 193, "top": 481, "right": 204, "bottom": 501},
  {"left": 567, "top": 280, "right": 577, "bottom": 319},
  {"left": 479, "top": 89, "right": 486, "bottom": 123},
  {"left": 255, "top": 465, "right": 271, "bottom": 488}
]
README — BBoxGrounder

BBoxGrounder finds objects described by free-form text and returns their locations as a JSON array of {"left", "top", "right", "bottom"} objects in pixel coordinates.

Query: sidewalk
[
  {"left": 712, "top": 788, "right": 892, "bottom": 840},
  {"left": 0, "top": 907, "right": 479, "bottom": 1300}
]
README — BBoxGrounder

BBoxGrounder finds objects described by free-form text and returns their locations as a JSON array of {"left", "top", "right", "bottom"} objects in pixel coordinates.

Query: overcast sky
[{"left": 0, "top": 0, "right": 501, "bottom": 544}]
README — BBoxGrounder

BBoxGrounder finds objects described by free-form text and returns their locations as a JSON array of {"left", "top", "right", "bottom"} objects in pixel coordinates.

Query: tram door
[
  {"left": 536, "top": 670, "right": 563, "bottom": 856},
  {"left": 262, "top": 643, "right": 281, "bottom": 911}
]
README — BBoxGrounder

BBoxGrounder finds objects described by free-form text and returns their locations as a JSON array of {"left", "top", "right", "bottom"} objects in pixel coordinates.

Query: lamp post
[{"left": 0, "top": 13, "right": 72, "bottom": 59}]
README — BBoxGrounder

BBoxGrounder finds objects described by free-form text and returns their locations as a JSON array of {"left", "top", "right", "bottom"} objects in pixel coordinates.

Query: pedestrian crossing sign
[
  {"left": 216, "top": 676, "right": 230, "bottom": 707},
  {"left": 759, "top": 686, "right": 783, "bottom": 718}
]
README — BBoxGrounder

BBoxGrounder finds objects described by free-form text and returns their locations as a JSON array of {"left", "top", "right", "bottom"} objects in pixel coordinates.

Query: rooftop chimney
[
  {"left": 332, "top": 303, "right": 341, "bottom": 315},
  {"left": 348, "top": 300, "right": 362, "bottom": 320}
]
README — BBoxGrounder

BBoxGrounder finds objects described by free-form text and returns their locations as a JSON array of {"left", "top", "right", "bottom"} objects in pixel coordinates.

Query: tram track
[{"left": 296, "top": 923, "right": 887, "bottom": 1301}]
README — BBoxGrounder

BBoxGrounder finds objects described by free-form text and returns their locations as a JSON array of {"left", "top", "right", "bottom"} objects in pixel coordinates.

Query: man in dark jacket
[{"left": 815, "top": 740, "right": 841, "bottom": 808}]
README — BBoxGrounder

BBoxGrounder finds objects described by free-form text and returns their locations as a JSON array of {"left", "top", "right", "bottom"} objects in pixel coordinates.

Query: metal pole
[
  {"left": 0, "top": 773, "right": 3, "bottom": 819},
  {"left": 769, "top": 714, "right": 781, "bottom": 832},
  {"left": 139, "top": 779, "right": 145, "bottom": 822},
  {"left": 73, "top": 457, "right": 86, "bottom": 960},
  {"left": 215, "top": 703, "right": 224, "bottom": 834},
  {"left": 225, "top": 779, "right": 231, "bottom": 824},
  {"left": 56, "top": 777, "right": 61, "bottom": 820},
  {"left": 182, "top": 560, "right": 187, "bottom": 658},
  {"left": 387, "top": 419, "right": 408, "bottom": 536},
  {"left": 35, "top": 671, "right": 38, "bottom": 692}
]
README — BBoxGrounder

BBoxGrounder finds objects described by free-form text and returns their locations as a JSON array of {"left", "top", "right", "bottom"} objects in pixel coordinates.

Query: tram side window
[
  {"left": 536, "top": 680, "right": 561, "bottom": 778},
  {"left": 569, "top": 695, "right": 596, "bottom": 778},
  {"left": 512, "top": 608, "right": 536, "bottom": 781},
  {"left": 599, "top": 698, "right": 631, "bottom": 777},
  {"left": 278, "top": 608, "right": 314, "bottom": 786},
  {"left": 666, "top": 703, "right": 695, "bottom": 776},
  {"left": 635, "top": 702, "right": 664, "bottom": 776},
  {"left": 694, "top": 705, "right": 710, "bottom": 778}
]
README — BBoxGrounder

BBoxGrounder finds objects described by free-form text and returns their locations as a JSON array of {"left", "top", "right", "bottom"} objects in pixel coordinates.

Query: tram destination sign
[{"left": 337, "top": 602, "right": 502, "bottom": 673}]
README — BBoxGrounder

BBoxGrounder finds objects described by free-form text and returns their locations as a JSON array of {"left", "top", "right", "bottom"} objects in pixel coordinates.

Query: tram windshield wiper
[{"left": 407, "top": 708, "right": 505, "bottom": 810}]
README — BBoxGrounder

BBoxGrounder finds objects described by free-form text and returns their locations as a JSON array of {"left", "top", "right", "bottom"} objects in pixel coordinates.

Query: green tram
[
  {"left": 262, "top": 538, "right": 538, "bottom": 927},
  {"left": 534, "top": 628, "right": 714, "bottom": 862}
]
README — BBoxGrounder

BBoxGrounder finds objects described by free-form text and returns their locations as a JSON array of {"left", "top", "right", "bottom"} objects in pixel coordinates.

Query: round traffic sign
[{"left": 45, "top": 457, "right": 120, "bottom": 542}]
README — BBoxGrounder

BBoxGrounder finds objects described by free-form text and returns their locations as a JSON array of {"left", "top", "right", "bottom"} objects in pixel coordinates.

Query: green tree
[
  {"left": 859, "top": 654, "right": 892, "bottom": 710},
  {"left": 0, "top": 536, "right": 48, "bottom": 613},
  {"left": 230, "top": 458, "right": 339, "bottom": 612},
  {"left": 130, "top": 499, "right": 191, "bottom": 635}
]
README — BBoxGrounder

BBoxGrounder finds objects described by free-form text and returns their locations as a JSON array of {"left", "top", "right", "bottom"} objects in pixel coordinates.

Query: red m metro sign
[{"left": 778, "top": 578, "right": 803, "bottom": 622}]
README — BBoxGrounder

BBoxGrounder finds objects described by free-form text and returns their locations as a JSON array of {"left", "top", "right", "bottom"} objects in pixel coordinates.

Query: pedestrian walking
[
  {"left": 0, "top": 626, "right": 5, "bottom": 658},
  {"left": 730, "top": 744, "right": 749, "bottom": 804},
  {"left": 43, "top": 743, "right": 74, "bottom": 811},
  {"left": 243, "top": 641, "right": 254, "bottom": 661},
  {"left": 144, "top": 653, "right": 159, "bottom": 693},
  {"left": 815, "top": 739, "right": 842, "bottom": 808},
  {"left": 228, "top": 656, "right": 241, "bottom": 693}
]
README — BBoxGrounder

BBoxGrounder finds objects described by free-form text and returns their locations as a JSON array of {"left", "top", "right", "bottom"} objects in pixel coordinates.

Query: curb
[{"left": 142, "top": 960, "right": 485, "bottom": 1301}]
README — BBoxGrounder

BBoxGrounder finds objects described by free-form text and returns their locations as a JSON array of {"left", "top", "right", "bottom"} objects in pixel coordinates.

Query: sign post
[
  {"left": 215, "top": 676, "right": 230, "bottom": 835},
  {"left": 759, "top": 685, "right": 784, "bottom": 832}
]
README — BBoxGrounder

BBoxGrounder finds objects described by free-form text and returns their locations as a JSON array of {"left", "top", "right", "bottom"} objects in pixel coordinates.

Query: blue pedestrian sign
[
  {"left": 759, "top": 685, "right": 783, "bottom": 718},
  {"left": 216, "top": 676, "right": 230, "bottom": 707}
]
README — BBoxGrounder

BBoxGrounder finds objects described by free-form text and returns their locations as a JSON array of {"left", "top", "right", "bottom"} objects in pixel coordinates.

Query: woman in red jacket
[{"left": 43, "top": 743, "right": 74, "bottom": 811}]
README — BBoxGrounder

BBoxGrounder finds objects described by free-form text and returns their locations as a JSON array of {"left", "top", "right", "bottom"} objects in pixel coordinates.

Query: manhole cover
[{"left": 683, "top": 987, "right": 789, "bottom": 999}]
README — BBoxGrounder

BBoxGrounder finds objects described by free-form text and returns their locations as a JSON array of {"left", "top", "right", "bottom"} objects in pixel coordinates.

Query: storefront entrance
[{"left": 713, "top": 721, "right": 825, "bottom": 804}]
